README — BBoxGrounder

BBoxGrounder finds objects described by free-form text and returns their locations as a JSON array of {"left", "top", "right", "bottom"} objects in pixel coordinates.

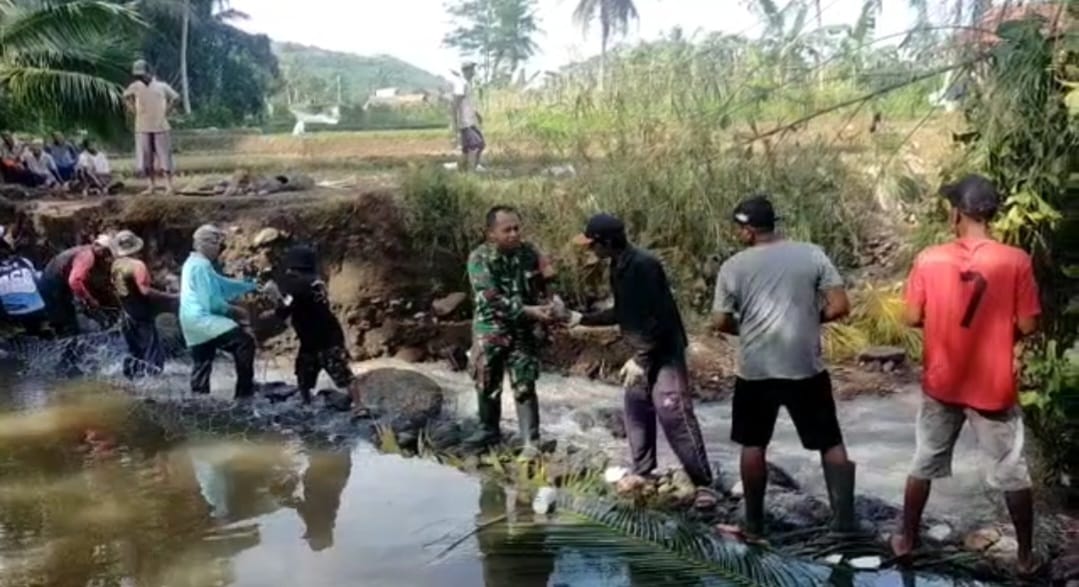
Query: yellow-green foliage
[{"left": 824, "top": 282, "right": 923, "bottom": 361}]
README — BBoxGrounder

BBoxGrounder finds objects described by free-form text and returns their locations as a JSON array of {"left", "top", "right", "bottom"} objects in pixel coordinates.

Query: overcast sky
[{"left": 230, "top": 0, "right": 921, "bottom": 76}]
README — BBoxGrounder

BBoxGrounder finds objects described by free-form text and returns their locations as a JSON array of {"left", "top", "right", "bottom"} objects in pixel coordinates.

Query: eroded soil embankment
[{"left": 2, "top": 191, "right": 901, "bottom": 400}]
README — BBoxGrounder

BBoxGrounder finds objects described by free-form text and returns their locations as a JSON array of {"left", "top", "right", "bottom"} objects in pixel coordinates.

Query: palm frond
[
  {"left": 1, "top": 66, "right": 122, "bottom": 109},
  {"left": 552, "top": 492, "right": 828, "bottom": 586},
  {"left": 0, "top": 1, "right": 145, "bottom": 57},
  {"left": 572, "top": 0, "right": 600, "bottom": 32}
]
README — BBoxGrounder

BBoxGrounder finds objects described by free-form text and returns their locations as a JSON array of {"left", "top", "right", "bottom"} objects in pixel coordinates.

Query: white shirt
[
  {"left": 123, "top": 79, "right": 179, "bottom": 133},
  {"left": 452, "top": 76, "right": 479, "bottom": 129},
  {"left": 77, "top": 151, "right": 110, "bottom": 175},
  {"left": 21, "top": 150, "right": 58, "bottom": 179}
]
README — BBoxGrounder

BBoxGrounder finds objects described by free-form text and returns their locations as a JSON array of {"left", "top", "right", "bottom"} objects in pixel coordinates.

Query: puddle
[{"left": 0, "top": 339, "right": 1004, "bottom": 586}]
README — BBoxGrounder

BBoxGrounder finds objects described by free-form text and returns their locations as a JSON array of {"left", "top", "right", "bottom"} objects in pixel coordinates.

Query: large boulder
[{"left": 355, "top": 368, "right": 445, "bottom": 435}]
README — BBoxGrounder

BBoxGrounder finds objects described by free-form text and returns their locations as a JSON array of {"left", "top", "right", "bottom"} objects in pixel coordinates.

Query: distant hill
[{"left": 273, "top": 42, "right": 448, "bottom": 105}]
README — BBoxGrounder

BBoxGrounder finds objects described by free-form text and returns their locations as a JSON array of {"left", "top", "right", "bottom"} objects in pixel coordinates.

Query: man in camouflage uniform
[{"left": 466, "top": 205, "right": 555, "bottom": 455}]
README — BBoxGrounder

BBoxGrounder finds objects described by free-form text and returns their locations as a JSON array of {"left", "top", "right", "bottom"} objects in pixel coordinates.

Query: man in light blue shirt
[{"left": 180, "top": 224, "right": 257, "bottom": 399}]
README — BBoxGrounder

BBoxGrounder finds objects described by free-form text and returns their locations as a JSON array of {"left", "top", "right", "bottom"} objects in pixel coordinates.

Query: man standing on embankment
[
  {"left": 891, "top": 175, "right": 1041, "bottom": 576},
  {"left": 711, "top": 194, "right": 856, "bottom": 541},
  {"left": 124, "top": 59, "right": 178, "bottom": 196},
  {"left": 451, "top": 61, "right": 485, "bottom": 172},
  {"left": 465, "top": 206, "right": 555, "bottom": 457},
  {"left": 568, "top": 213, "right": 719, "bottom": 509}
]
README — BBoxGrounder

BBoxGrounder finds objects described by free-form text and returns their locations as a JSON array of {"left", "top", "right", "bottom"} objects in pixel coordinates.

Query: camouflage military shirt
[{"left": 467, "top": 241, "right": 550, "bottom": 347}]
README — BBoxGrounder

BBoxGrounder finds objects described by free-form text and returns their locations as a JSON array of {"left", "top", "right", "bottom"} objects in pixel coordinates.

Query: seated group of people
[{"left": 0, "top": 131, "right": 114, "bottom": 195}]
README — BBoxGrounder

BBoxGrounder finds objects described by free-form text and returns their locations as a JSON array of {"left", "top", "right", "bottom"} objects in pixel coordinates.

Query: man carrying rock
[
  {"left": 124, "top": 59, "right": 178, "bottom": 196},
  {"left": 267, "top": 244, "right": 367, "bottom": 415},
  {"left": 891, "top": 175, "right": 1041, "bottom": 575},
  {"left": 180, "top": 224, "right": 257, "bottom": 399},
  {"left": 465, "top": 206, "right": 555, "bottom": 456},
  {"left": 711, "top": 195, "right": 856, "bottom": 541},
  {"left": 110, "top": 230, "right": 177, "bottom": 379},
  {"left": 568, "top": 213, "right": 717, "bottom": 509}
]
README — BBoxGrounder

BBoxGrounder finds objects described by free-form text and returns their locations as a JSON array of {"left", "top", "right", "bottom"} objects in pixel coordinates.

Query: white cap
[{"left": 93, "top": 233, "right": 113, "bottom": 248}]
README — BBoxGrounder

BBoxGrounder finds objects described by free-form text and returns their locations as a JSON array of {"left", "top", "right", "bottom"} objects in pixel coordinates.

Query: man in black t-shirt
[{"left": 272, "top": 245, "right": 363, "bottom": 411}]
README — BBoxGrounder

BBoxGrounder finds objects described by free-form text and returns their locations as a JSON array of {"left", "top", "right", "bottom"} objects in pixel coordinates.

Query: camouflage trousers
[
  {"left": 469, "top": 337, "right": 539, "bottom": 402},
  {"left": 295, "top": 345, "right": 355, "bottom": 392}
]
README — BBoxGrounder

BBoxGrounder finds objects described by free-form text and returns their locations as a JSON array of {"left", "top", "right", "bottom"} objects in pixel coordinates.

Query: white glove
[
  {"left": 619, "top": 358, "right": 645, "bottom": 388},
  {"left": 565, "top": 311, "right": 583, "bottom": 328}
]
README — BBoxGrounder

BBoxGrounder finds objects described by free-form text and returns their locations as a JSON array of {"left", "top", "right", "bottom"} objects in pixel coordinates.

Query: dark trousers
[
  {"left": 623, "top": 356, "right": 713, "bottom": 487},
  {"left": 121, "top": 312, "right": 165, "bottom": 379},
  {"left": 190, "top": 327, "right": 255, "bottom": 399}
]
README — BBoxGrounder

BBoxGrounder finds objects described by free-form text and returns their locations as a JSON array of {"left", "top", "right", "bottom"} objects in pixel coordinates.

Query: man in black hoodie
[{"left": 272, "top": 245, "right": 363, "bottom": 412}]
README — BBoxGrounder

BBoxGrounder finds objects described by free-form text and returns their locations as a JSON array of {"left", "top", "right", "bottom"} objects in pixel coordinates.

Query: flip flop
[
  {"left": 693, "top": 487, "right": 721, "bottom": 510},
  {"left": 1016, "top": 553, "right": 1046, "bottom": 579},
  {"left": 713, "top": 523, "right": 769, "bottom": 546},
  {"left": 351, "top": 406, "right": 372, "bottom": 419}
]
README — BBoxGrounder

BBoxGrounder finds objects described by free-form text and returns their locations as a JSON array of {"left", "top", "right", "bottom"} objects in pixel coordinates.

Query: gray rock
[
  {"left": 767, "top": 462, "right": 800, "bottom": 491},
  {"left": 1051, "top": 551, "right": 1079, "bottom": 583},
  {"left": 356, "top": 368, "right": 445, "bottom": 433},
  {"left": 963, "top": 527, "right": 1002, "bottom": 551},
  {"left": 431, "top": 292, "right": 468, "bottom": 317},
  {"left": 253, "top": 227, "right": 284, "bottom": 248},
  {"left": 765, "top": 489, "right": 831, "bottom": 530},
  {"left": 256, "top": 381, "right": 298, "bottom": 403},
  {"left": 426, "top": 421, "right": 463, "bottom": 449},
  {"left": 858, "top": 345, "right": 907, "bottom": 365},
  {"left": 317, "top": 389, "right": 353, "bottom": 412},
  {"left": 926, "top": 523, "right": 953, "bottom": 542}
]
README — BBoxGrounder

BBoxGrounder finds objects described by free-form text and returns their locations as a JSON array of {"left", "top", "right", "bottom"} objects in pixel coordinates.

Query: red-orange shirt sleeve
[
  {"left": 133, "top": 260, "right": 152, "bottom": 296},
  {"left": 1015, "top": 254, "right": 1041, "bottom": 319},
  {"left": 68, "top": 249, "right": 97, "bottom": 304},
  {"left": 904, "top": 257, "right": 926, "bottom": 310}
]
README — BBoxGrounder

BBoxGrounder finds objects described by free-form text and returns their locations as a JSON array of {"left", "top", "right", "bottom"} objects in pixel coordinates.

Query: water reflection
[
  {"left": 292, "top": 449, "right": 351, "bottom": 552},
  {"left": 0, "top": 389, "right": 997, "bottom": 587}
]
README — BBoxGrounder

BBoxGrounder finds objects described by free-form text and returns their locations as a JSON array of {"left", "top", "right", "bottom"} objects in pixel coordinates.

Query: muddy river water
[{"left": 0, "top": 346, "right": 1004, "bottom": 586}]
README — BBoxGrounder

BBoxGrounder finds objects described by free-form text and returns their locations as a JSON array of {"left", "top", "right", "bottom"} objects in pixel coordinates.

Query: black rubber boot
[
  {"left": 515, "top": 395, "right": 541, "bottom": 461},
  {"left": 824, "top": 461, "right": 857, "bottom": 533},
  {"left": 464, "top": 392, "right": 502, "bottom": 449}
]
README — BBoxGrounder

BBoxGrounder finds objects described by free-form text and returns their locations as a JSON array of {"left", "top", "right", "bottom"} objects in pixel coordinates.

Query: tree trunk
[
  {"left": 180, "top": 0, "right": 193, "bottom": 115},
  {"left": 598, "top": 35, "right": 607, "bottom": 92}
]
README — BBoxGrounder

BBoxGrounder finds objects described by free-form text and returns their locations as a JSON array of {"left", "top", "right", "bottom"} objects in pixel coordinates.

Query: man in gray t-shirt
[{"left": 711, "top": 194, "right": 856, "bottom": 541}]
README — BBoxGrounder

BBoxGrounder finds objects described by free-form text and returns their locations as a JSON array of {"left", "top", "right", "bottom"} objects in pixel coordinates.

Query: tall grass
[{"left": 402, "top": 135, "right": 875, "bottom": 314}]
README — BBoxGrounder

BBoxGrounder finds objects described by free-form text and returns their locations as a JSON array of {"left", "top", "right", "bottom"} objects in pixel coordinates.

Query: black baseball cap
[
  {"left": 573, "top": 213, "right": 625, "bottom": 246},
  {"left": 940, "top": 174, "right": 1000, "bottom": 220},
  {"left": 732, "top": 194, "right": 779, "bottom": 229},
  {"left": 285, "top": 244, "right": 317, "bottom": 271}
]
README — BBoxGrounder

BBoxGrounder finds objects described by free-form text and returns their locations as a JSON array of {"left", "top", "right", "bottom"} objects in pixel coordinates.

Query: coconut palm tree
[
  {"left": 0, "top": 0, "right": 144, "bottom": 131},
  {"left": 573, "top": 0, "right": 638, "bottom": 89}
]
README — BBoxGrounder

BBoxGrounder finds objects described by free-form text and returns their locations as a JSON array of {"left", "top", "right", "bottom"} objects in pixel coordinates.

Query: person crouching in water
[
  {"left": 0, "top": 227, "right": 48, "bottom": 336},
  {"left": 180, "top": 224, "right": 258, "bottom": 399},
  {"left": 110, "top": 230, "right": 177, "bottom": 379},
  {"left": 269, "top": 245, "right": 367, "bottom": 415}
]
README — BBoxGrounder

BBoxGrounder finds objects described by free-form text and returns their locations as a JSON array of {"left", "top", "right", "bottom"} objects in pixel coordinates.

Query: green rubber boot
[
  {"left": 824, "top": 461, "right": 857, "bottom": 534},
  {"left": 464, "top": 392, "right": 502, "bottom": 449}
]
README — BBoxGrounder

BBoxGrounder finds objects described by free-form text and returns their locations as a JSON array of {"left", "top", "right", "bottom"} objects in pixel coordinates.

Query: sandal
[
  {"left": 713, "top": 523, "right": 769, "bottom": 546},
  {"left": 693, "top": 487, "right": 721, "bottom": 510},
  {"left": 351, "top": 406, "right": 372, "bottom": 419}
]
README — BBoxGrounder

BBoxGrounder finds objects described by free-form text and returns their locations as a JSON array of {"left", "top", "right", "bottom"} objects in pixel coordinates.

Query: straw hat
[{"left": 111, "top": 230, "right": 144, "bottom": 258}]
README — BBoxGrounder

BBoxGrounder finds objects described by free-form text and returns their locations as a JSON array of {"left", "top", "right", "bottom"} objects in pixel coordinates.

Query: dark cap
[
  {"left": 732, "top": 194, "right": 778, "bottom": 229},
  {"left": 285, "top": 244, "right": 317, "bottom": 272},
  {"left": 940, "top": 174, "right": 1000, "bottom": 221},
  {"left": 573, "top": 213, "right": 625, "bottom": 246}
]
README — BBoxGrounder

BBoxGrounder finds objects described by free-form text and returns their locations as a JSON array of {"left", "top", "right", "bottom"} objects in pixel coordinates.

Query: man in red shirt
[{"left": 892, "top": 175, "right": 1041, "bottom": 575}]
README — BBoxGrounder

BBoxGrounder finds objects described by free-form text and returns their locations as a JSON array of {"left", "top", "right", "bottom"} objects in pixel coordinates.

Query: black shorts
[{"left": 731, "top": 370, "right": 844, "bottom": 451}]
